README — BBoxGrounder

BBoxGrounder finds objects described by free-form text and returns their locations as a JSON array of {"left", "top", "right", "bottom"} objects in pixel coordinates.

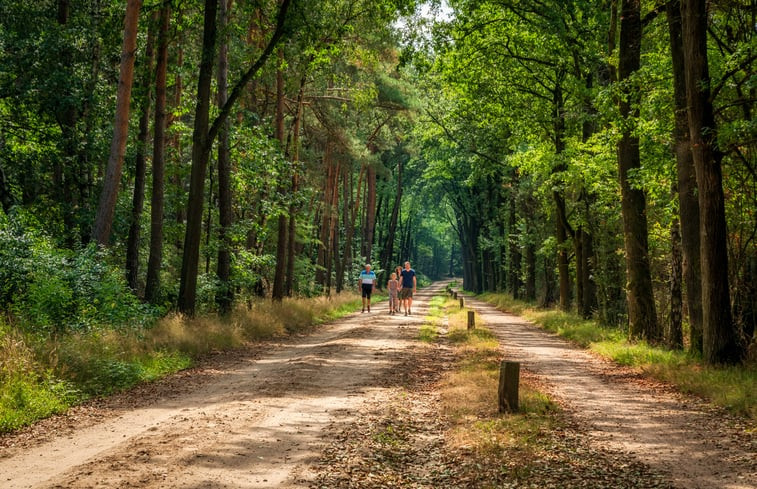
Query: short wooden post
[
  {"left": 467, "top": 310, "right": 475, "bottom": 330},
  {"left": 459, "top": 297, "right": 465, "bottom": 308},
  {"left": 453, "top": 291, "right": 458, "bottom": 299},
  {"left": 498, "top": 361, "right": 520, "bottom": 413}
]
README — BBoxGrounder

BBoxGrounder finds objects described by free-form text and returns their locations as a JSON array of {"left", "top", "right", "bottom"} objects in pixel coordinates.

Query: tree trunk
[
  {"left": 362, "top": 165, "right": 377, "bottom": 263},
  {"left": 285, "top": 80, "right": 305, "bottom": 296},
  {"left": 508, "top": 191, "right": 521, "bottom": 298},
  {"left": 144, "top": 5, "right": 170, "bottom": 304},
  {"left": 380, "top": 157, "right": 403, "bottom": 278},
  {"left": 272, "top": 50, "right": 288, "bottom": 301},
  {"left": 170, "top": 15, "right": 185, "bottom": 243},
  {"left": 126, "top": 11, "right": 157, "bottom": 291},
  {"left": 580, "top": 228, "right": 598, "bottom": 317},
  {"left": 216, "top": 0, "right": 233, "bottom": 313},
  {"left": 325, "top": 162, "right": 340, "bottom": 295},
  {"left": 92, "top": 0, "right": 143, "bottom": 246},
  {"left": 178, "top": 0, "right": 218, "bottom": 313},
  {"left": 341, "top": 165, "right": 363, "bottom": 287},
  {"left": 316, "top": 145, "right": 334, "bottom": 286},
  {"left": 525, "top": 243, "right": 536, "bottom": 301},
  {"left": 618, "top": 0, "right": 659, "bottom": 341},
  {"left": 555, "top": 195, "right": 571, "bottom": 310},
  {"left": 668, "top": 217, "right": 684, "bottom": 349},
  {"left": 667, "top": 0, "right": 703, "bottom": 353},
  {"left": 575, "top": 226, "right": 584, "bottom": 311},
  {"left": 680, "top": 0, "right": 739, "bottom": 363},
  {"left": 552, "top": 83, "right": 572, "bottom": 311}
]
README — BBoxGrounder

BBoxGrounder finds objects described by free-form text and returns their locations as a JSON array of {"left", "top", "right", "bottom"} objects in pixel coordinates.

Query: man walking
[
  {"left": 399, "top": 261, "right": 416, "bottom": 316},
  {"left": 359, "top": 263, "right": 377, "bottom": 313}
]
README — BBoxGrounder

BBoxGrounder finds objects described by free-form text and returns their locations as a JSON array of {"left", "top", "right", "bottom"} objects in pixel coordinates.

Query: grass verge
[
  {"left": 0, "top": 293, "right": 362, "bottom": 433},
  {"left": 430, "top": 295, "right": 671, "bottom": 487},
  {"left": 430, "top": 296, "right": 566, "bottom": 484},
  {"left": 479, "top": 292, "right": 757, "bottom": 420}
]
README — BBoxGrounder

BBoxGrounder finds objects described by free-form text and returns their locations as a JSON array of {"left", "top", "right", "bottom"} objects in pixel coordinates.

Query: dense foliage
[{"left": 407, "top": 0, "right": 755, "bottom": 364}]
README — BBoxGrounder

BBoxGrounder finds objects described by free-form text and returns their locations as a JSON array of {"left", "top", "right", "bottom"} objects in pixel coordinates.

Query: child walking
[{"left": 387, "top": 272, "right": 399, "bottom": 315}]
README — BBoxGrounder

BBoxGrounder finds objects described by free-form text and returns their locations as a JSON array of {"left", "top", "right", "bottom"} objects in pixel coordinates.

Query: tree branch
[{"left": 208, "top": 0, "right": 293, "bottom": 145}]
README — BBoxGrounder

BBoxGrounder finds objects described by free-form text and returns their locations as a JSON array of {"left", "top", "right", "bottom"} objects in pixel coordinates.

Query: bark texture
[
  {"left": 92, "top": 0, "right": 143, "bottom": 245},
  {"left": 667, "top": 0, "right": 703, "bottom": 353},
  {"left": 617, "top": 0, "right": 659, "bottom": 341},
  {"left": 680, "top": 0, "right": 739, "bottom": 363},
  {"left": 144, "top": 6, "right": 170, "bottom": 304},
  {"left": 216, "top": 0, "right": 233, "bottom": 313}
]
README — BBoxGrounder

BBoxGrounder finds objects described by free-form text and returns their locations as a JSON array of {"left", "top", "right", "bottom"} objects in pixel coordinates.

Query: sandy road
[
  {"left": 0, "top": 284, "right": 442, "bottom": 489},
  {"left": 2, "top": 283, "right": 754, "bottom": 489},
  {"left": 464, "top": 294, "right": 756, "bottom": 489}
]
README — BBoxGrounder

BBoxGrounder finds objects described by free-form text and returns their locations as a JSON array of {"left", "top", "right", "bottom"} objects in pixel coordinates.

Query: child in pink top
[{"left": 387, "top": 273, "right": 399, "bottom": 315}]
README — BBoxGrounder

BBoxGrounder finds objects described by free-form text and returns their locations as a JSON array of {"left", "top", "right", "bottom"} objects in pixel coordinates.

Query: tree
[
  {"left": 144, "top": 5, "right": 171, "bottom": 304},
  {"left": 126, "top": 10, "right": 158, "bottom": 291},
  {"left": 680, "top": 0, "right": 740, "bottom": 363},
  {"left": 216, "top": 0, "right": 233, "bottom": 313},
  {"left": 616, "top": 0, "right": 659, "bottom": 341},
  {"left": 666, "top": 0, "right": 702, "bottom": 352},
  {"left": 178, "top": 0, "right": 292, "bottom": 314},
  {"left": 92, "top": 0, "right": 143, "bottom": 246},
  {"left": 272, "top": 49, "right": 288, "bottom": 301}
]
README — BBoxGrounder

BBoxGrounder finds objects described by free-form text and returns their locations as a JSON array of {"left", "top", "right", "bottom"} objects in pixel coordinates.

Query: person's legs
[
  {"left": 361, "top": 285, "right": 369, "bottom": 312},
  {"left": 400, "top": 289, "right": 410, "bottom": 315},
  {"left": 364, "top": 285, "right": 372, "bottom": 312}
]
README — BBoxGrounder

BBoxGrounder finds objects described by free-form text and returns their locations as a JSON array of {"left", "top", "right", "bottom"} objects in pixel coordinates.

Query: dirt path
[
  {"left": 0, "top": 284, "right": 443, "bottom": 489},
  {"left": 1, "top": 283, "right": 754, "bottom": 488},
  {"left": 465, "top": 294, "right": 756, "bottom": 489}
]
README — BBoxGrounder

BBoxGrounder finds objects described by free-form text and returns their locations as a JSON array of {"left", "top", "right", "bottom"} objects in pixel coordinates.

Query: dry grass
[
  {"left": 433, "top": 295, "right": 557, "bottom": 462},
  {"left": 148, "top": 292, "right": 362, "bottom": 355},
  {"left": 0, "top": 325, "right": 36, "bottom": 380}
]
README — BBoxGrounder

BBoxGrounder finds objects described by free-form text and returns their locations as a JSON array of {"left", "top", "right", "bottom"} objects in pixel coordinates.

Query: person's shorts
[
  {"left": 399, "top": 288, "right": 413, "bottom": 299},
  {"left": 361, "top": 284, "right": 373, "bottom": 298}
]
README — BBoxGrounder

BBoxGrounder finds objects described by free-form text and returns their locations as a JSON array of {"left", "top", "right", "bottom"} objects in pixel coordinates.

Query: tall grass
[
  {"left": 479, "top": 292, "right": 757, "bottom": 419},
  {"left": 0, "top": 292, "right": 362, "bottom": 433},
  {"left": 431, "top": 295, "right": 559, "bottom": 476}
]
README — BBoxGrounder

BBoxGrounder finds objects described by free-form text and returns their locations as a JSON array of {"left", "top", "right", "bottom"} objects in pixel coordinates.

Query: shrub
[{"left": 0, "top": 213, "right": 156, "bottom": 334}]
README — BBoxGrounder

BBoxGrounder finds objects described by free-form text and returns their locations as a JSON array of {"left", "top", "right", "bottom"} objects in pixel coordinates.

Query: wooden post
[
  {"left": 498, "top": 361, "right": 520, "bottom": 413},
  {"left": 453, "top": 291, "right": 458, "bottom": 299},
  {"left": 459, "top": 297, "right": 464, "bottom": 308},
  {"left": 467, "top": 310, "right": 475, "bottom": 330}
]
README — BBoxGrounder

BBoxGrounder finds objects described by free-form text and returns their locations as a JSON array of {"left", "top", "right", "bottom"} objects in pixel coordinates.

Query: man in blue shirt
[
  {"left": 399, "top": 261, "right": 417, "bottom": 316},
  {"left": 359, "top": 263, "right": 377, "bottom": 313}
]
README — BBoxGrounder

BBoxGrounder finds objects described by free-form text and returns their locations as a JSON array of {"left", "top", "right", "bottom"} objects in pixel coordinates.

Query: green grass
[
  {"left": 479, "top": 292, "right": 757, "bottom": 420},
  {"left": 0, "top": 376, "right": 76, "bottom": 432},
  {"left": 420, "top": 296, "right": 446, "bottom": 342}
]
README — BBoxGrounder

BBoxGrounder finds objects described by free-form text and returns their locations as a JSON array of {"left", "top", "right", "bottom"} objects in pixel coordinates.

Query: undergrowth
[
  {"left": 479, "top": 292, "right": 757, "bottom": 420},
  {"left": 0, "top": 293, "right": 361, "bottom": 433}
]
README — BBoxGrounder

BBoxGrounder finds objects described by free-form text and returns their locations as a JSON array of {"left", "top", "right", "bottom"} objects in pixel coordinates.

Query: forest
[{"left": 0, "top": 0, "right": 755, "bottom": 434}]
